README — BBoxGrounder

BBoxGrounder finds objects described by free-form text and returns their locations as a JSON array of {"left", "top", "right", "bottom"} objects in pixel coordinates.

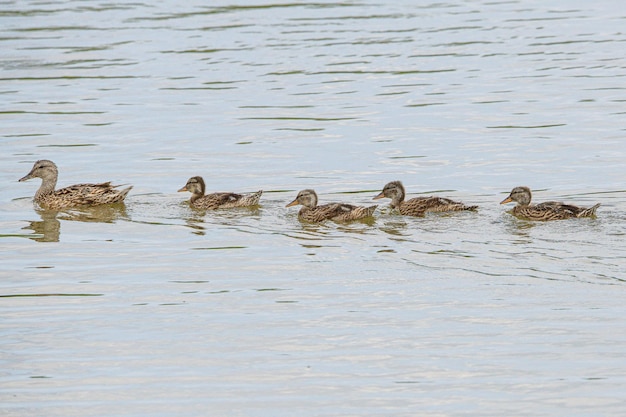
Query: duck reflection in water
[
  {"left": 23, "top": 204, "right": 129, "bottom": 243},
  {"left": 180, "top": 205, "right": 263, "bottom": 237},
  {"left": 182, "top": 213, "right": 207, "bottom": 236}
]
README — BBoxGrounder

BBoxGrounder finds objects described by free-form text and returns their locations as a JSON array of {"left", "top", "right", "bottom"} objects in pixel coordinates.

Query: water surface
[{"left": 1, "top": 1, "right": 625, "bottom": 416}]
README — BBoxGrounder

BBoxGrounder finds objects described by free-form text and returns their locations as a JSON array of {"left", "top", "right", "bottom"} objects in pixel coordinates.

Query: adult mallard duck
[
  {"left": 373, "top": 180, "right": 477, "bottom": 216},
  {"left": 178, "top": 176, "right": 262, "bottom": 209},
  {"left": 19, "top": 159, "right": 132, "bottom": 209},
  {"left": 500, "top": 186, "right": 600, "bottom": 221},
  {"left": 286, "top": 189, "right": 377, "bottom": 222}
]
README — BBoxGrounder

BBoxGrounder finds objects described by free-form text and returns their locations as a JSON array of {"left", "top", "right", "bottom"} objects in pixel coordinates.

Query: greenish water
[{"left": 1, "top": 1, "right": 625, "bottom": 416}]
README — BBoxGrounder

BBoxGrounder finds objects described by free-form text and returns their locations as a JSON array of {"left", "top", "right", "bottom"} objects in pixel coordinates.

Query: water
[{"left": 1, "top": 1, "right": 626, "bottom": 416}]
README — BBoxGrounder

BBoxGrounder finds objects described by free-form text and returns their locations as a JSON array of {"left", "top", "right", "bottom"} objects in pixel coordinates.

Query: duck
[
  {"left": 373, "top": 180, "right": 477, "bottom": 216},
  {"left": 178, "top": 176, "right": 262, "bottom": 209},
  {"left": 286, "top": 189, "right": 377, "bottom": 222},
  {"left": 19, "top": 159, "right": 132, "bottom": 209},
  {"left": 500, "top": 186, "right": 600, "bottom": 221}
]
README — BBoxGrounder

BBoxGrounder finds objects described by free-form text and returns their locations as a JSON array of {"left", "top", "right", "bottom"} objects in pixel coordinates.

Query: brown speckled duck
[
  {"left": 286, "top": 189, "right": 377, "bottom": 222},
  {"left": 373, "top": 180, "right": 477, "bottom": 216},
  {"left": 500, "top": 186, "right": 600, "bottom": 221},
  {"left": 178, "top": 176, "right": 262, "bottom": 210},
  {"left": 19, "top": 159, "right": 132, "bottom": 209}
]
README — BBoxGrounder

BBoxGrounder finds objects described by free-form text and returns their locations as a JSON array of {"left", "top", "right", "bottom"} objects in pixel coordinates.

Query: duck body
[
  {"left": 178, "top": 176, "right": 262, "bottom": 210},
  {"left": 501, "top": 186, "right": 600, "bottom": 221},
  {"left": 374, "top": 180, "right": 477, "bottom": 216},
  {"left": 19, "top": 160, "right": 132, "bottom": 209},
  {"left": 286, "top": 189, "right": 377, "bottom": 222}
]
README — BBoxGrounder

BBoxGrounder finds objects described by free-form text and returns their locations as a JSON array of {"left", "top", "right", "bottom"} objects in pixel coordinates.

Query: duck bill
[
  {"left": 500, "top": 196, "right": 513, "bottom": 205},
  {"left": 373, "top": 191, "right": 385, "bottom": 200},
  {"left": 177, "top": 186, "right": 188, "bottom": 192},
  {"left": 18, "top": 172, "right": 33, "bottom": 182},
  {"left": 285, "top": 199, "right": 299, "bottom": 208}
]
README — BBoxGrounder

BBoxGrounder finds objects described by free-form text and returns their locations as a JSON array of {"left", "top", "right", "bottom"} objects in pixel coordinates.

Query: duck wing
[
  {"left": 193, "top": 192, "right": 243, "bottom": 209},
  {"left": 299, "top": 203, "right": 375, "bottom": 222},
  {"left": 533, "top": 201, "right": 600, "bottom": 219},
  {"left": 43, "top": 182, "right": 131, "bottom": 208},
  {"left": 330, "top": 203, "right": 377, "bottom": 222},
  {"left": 400, "top": 196, "right": 477, "bottom": 216},
  {"left": 514, "top": 202, "right": 578, "bottom": 221}
]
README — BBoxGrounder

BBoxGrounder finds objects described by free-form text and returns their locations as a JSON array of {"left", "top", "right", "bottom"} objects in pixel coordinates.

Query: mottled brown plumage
[
  {"left": 178, "top": 176, "right": 262, "bottom": 210},
  {"left": 500, "top": 186, "right": 600, "bottom": 221},
  {"left": 286, "top": 189, "right": 377, "bottom": 222},
  {"left": 19, "top": 160, "right": 132, "bottom": 209},
  {"left": 373, "top": 180, "right": 477, "bottom": 216}
]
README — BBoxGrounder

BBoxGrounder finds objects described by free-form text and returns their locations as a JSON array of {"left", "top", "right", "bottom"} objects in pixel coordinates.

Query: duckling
[
  {"left": 500, "top": 186, "right": 600, "bottom": 221},
  {"left": 373, "top": 180, "right": 477, "bottom": 216},
  {"left": 286, "top": 189, "right": 377, "bottom": 222},
  {"left": 178, "top": 176, "right": 262, "bottom": 209},
  {"left": 19, "top": 159, "right": 132, "bottom": 209}
]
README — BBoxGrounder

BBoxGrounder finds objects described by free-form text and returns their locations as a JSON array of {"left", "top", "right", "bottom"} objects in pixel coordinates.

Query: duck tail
[
  {"left": 244, "top": 190, "right": 263, "bottom": 206},
  {"left": 578, "top": 203, "right": 600, "bottom": 218},
  {"left": 116, "top": 185, "right": 133, "bottom": 202},
  {"left": 366, "top": 205, "right": 378, "bottom": 217}
]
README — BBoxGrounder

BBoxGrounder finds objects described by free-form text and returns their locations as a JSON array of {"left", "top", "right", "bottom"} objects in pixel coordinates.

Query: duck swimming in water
[
  {"left": 19, "top": 160, "right": 132, "bottom": 209},
  {"left": 178, "top": 176, "right": 262, "bottom": 210},
  {"left": 500, "top": 186, "right": 600, "bottom": 221},
  {"left": 373, "top": 180, "right": 477, "bottom": 216},
  {"left": 286, "top": 189, "right": 377, "bottom": 222}
]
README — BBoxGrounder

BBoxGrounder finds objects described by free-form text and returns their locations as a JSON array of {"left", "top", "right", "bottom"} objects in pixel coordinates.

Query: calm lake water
[{"left": 1, "top": 1, "right": 625, "bottom": 416}]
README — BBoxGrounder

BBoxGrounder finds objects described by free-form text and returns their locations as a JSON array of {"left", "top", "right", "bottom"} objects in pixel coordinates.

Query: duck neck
[
  {"left": 190, "top": 192, "right": 204, "bottom": 203},
  {"left": 391, "top": 188, "right": 405, "bottom": 209},
  {"left": 34, "top": 177, "right": 57, "bottom": 200}
]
